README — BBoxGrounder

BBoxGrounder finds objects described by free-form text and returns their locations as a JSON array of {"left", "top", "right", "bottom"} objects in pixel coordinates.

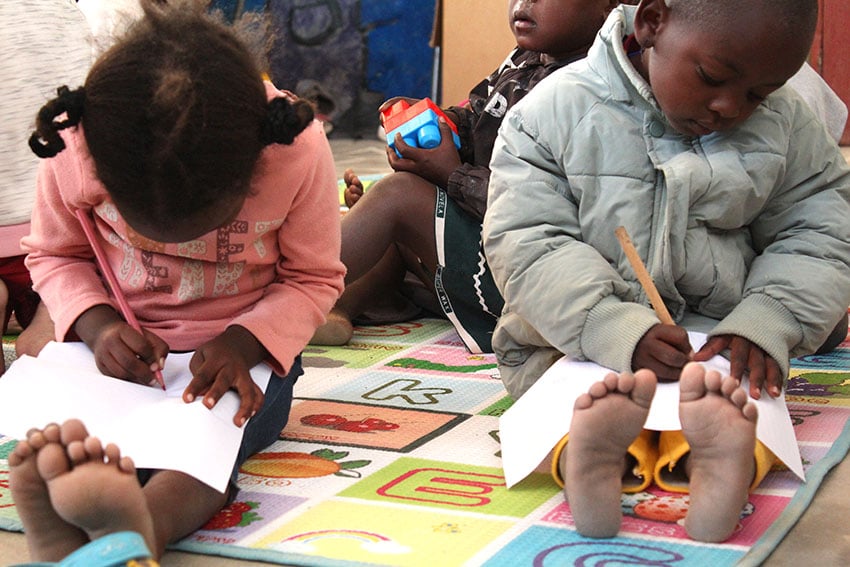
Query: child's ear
[{"left": 633, "top": 0, "right": 670, "bottom": 50}]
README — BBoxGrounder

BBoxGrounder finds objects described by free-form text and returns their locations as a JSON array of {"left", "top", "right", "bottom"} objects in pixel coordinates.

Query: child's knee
[
  {"left": 15, "top": 302, "right": 54, "bottom": 358},
  {"left": 0, "top": 278, "right": 9, "bottom": 331}
]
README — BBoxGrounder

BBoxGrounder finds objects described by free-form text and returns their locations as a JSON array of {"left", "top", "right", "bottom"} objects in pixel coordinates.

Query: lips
[
  {"left": 690, "top": 120, "right": 715, "bottom": 137},
  {"left": 512, "top": 10, "right": 535, "bottom": 31}
]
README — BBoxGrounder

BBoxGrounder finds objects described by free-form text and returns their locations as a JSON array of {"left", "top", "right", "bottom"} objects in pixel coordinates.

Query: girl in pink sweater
[{"left": 11, "top": 0, "right": 344, "bottom": 561}]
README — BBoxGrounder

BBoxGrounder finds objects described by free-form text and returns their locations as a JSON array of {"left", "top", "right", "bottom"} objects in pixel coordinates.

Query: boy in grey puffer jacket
[{"left": 485, "top": 0, "right": 850, "bottom": 543}]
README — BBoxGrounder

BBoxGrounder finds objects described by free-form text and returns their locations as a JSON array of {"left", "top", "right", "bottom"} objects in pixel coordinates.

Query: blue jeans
[{"left": 229, "top": 355, "right": 301, "bottom": 489}]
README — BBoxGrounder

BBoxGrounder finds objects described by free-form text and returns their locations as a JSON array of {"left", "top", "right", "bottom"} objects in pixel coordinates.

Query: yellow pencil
[{"left": 614, "top": 226, "right": 675, "bottom": 325}]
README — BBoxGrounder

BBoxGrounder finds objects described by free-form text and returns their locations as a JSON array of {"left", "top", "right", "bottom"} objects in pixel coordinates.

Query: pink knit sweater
[{"left": 22, "top": 99, "right": 344, "bottom": 375}]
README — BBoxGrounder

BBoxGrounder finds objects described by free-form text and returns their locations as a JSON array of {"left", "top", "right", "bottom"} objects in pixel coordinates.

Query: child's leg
[
  {"left": 562, "top": 369, "right": 657, "bottom": 538},
  {"left": 340, "top": 172, "right": 439, "bottom": 282},
  {"left": 15, "top": 301, "right": 55, "bottom": 358},
  {"left": 679, "top": 362, "right": 757, "bottom": 543},
  {"left": 315, "top": 172, "right": 439, "bottom": 345},
  {"left": 1, "top": 278, "right": 8, "bottom": 375},
  {"left": 311, "top": 246, "right": 406, "bottom": 346},
  {"left": 8, "top": 422, "right": 89, "bottom": 561},
  {"left": 141, "top": 470, "right": 229, "bottom": 557}
]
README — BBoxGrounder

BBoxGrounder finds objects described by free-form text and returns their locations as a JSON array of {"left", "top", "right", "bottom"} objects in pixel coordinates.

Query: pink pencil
[{"left": 75, "top": 209, "right": 166, "bottom": 390}]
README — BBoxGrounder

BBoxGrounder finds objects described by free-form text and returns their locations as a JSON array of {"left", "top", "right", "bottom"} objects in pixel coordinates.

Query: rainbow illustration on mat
[{"left": 273, "top": 529, "right": 411, "bottom": 555}]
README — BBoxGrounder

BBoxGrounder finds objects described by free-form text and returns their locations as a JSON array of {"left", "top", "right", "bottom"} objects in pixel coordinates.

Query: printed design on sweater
[
  {"left": 178, "top": 260, "right": 204, "bottom": 302},
  {"left": 142, "top": 251, "right": 171, "bottom": 293},
  {"left": 253, "top": 218, "right": 285, "bottom": 258}
]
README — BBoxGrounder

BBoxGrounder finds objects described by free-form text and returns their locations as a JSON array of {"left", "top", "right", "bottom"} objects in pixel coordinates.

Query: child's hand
[
  {"left": 184, "top": 326, "right": 267, "bottom": 426},
  {"left": 343, "top": 168, "right": 364, "bottom": 208},
  {"left": 632, "top": 323, "right": 693, "bottom": 381},
  {"left": 386, "top": 118, "right": 462, "bottom": 187},
  {"left": 77, "top": 305, "right": 169, "bottom": 386},
  {"left": 694, "top": 335, "right": 782, "bottom": 399}
]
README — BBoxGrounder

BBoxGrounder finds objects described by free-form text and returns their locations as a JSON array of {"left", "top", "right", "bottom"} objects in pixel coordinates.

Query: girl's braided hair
[{"left": 29, "top": 0, "right": 314, "bottom": 231}]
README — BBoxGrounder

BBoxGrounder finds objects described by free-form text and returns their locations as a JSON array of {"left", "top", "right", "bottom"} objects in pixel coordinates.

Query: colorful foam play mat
[{"left": 2, "top": 318, "right": 850, "bottom": 565}]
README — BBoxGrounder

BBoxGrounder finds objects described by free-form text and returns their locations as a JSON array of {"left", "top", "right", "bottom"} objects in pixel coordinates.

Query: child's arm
[
  {"left": 706, "top": 94, "right": 850, "bottom": 388},
  {"left": 227, "top": 120, "right": 345, "bottom": 376},
  {"left": 22, "top": 139, "right": 170, "bottom": 377},
  {"left": 485, "top": 106, "right": 662, "bottom": 376},
  {"left": 22, "top": 141, "right": 170, "bottom": 384},
  {"left": 436, "top": 75, "right": 502, "bottom": 222}
]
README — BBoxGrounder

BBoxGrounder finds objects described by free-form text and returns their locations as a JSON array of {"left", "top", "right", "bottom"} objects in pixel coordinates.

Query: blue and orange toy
[{"left": 381, "top": 98, "right": 461, "bottom": 157}]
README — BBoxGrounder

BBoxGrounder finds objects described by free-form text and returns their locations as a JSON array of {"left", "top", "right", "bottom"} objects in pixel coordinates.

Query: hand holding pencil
[
  {"left": 616, "top": 226, "right": 693, "bottom": 381},
  {"left": 75, "top": 209, "right": 168, "bottom": 389}
]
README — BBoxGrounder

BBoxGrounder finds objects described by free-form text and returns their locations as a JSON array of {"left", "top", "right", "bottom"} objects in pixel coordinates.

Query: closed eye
[{"left": 697, "top": 66, "right": 723, "bottom": 87}]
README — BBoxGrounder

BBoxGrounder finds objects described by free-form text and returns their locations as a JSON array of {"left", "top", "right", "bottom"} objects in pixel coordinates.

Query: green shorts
[{"left": 433, "top": 188, "right": 503, "bottom": 353}]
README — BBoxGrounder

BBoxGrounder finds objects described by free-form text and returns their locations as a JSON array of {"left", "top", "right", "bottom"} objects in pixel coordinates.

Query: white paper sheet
[
  {"left": 499, "top": 332, "right": 804, "bottom": 488},
  {"left": 0, "top": 341, "right": 272, "bottom": 492}
]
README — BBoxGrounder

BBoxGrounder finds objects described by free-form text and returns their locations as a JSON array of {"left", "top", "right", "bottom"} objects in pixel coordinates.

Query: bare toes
[
  {"left": 630, "top": 369, "right": 657, "bottom": 408},
  {"left": 104, "top": 443, "right": 122, "bottom": 464},
  {"left": 25, "top": 424, "right": 59, "bottom": 453},
  {"left": 35, "top": 442, "right": 72, "bottom": 483},
  {"left": 729, "top": 386, "right": 749, "bottom": 409},
  {"left": 9, "top": 440, "right": 36, "bottom": 467},
  {"left": 58, "top": 419, "right": 90, "bottom": 445},
  {"left": 613, "top": 371, "right": 636, "bottom": 394},
  {"left": 117, "top": 456, "right": 136, "bottom": 474},
  {"left": 721, "top": 374, "right": 741, "bottom": 397},
  {"left": 588, "top": 378, "right": 613, "bottom": 399},
  {"left": 704, "top": 369, "right": 723, "bottom": 392},
  {"left": 41, "top": 423, "right": 62, "bottom": 444},
  {"left": 574, "top": 392, "right": 594, "bottom": 411},
  {"left": 679, "top": 362, "right": 709, "bottom": 401},
  {"left": 82, "top": 437, "right": 106, "bottom": 462}
]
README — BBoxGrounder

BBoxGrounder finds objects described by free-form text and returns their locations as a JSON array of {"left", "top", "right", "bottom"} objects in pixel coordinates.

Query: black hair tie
[
  {"left": 262, "top": 96, "right": 314, "bottom": 146},
  {"left": 29, "top": 86, "right": 86, "bottom": 158}
]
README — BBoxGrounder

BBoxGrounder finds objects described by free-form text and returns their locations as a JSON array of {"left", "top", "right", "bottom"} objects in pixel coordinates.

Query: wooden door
[{"left": 811, "top": 0, "right": 850, "bottom": 144}]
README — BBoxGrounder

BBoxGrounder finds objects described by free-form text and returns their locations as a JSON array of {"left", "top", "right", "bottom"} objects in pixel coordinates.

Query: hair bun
[
  {"left": 262, "top": 96, "right": 315, "bottom": 146},
  {"left": 29, "top": 86, "right": 86, "bottom": 158}
]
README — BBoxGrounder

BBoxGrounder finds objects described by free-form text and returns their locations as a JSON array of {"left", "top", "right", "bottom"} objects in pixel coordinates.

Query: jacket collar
[{"left": 588, "top": 5, "right": 661, "bottom": 114}]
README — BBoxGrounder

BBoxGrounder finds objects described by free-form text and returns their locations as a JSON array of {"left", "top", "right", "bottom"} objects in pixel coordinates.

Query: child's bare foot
[
  {"left": 562, "top": 369, "right": 657, "bottom": 538},
  {"left": 9, "top": 422, "right": 90, "bottom": 561},
  {"left": 310, "top": 308, "right": 354, "bottom": 346},
  {"left": 35, "top": 419, "right": 156, "bottom": 554},
  {"left": 343, "top": 168, "right": 364, "bottom": 208},
  {"left": 679, "top": 362, "right": 757, "bottom": 542}
]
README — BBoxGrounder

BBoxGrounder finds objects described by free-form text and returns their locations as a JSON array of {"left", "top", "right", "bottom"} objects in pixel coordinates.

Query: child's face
[
  {"left": 633, "top": 0, "right": 811, "bottom": 137},
  {"left": 508, "top": 0, "right": 618, "bottom": 61}
]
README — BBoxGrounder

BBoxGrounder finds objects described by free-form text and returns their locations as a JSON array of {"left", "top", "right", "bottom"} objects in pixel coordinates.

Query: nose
[{"left": 707, "top": 90, "right": 742, "bottom": 120}]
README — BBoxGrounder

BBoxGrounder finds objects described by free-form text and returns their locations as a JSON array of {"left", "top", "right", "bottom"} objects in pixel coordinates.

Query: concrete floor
[{"left": 2, "top": 141, "right": 849, "bottom": 566}]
